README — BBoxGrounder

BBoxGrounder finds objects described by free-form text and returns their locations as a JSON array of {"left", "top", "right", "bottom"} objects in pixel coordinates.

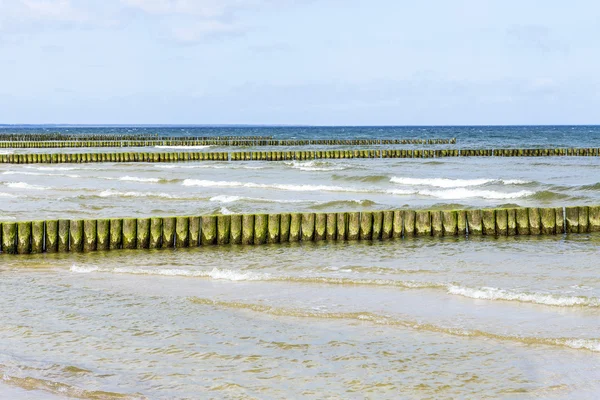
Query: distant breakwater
[
  {"left": 0, "top": 138, "right": 456, "bottom": 148},
  {"left": 1, "top": 147, "right": 600, "bottom": 164},
  {"left": 0, "top": 206, "right": 597, "bottom": 255}
]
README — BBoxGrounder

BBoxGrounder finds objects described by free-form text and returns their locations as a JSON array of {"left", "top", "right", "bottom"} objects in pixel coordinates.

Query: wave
[
  {"left": 579, "top": 182, "right": 600, "bottom": 190},
  {"left": 209, "top": 195, "right": 305, "bottom": 204},
  {"left": 447, "top": 286, "right": 600, "bottom": 307},
  {"left": 390, "top": 177, "right": 532, "bottom": 188},
  {"left": 0, "top": 367, "right": 142, "bottom": 400},
  {"left": 4, "top": 182, "right": 49, "bottom": 190},
  {"left": 385, "top": 188, "right": 534, "bottom": 200},
  {"left": 189, "top": 298, "right": 600, "bottom": 352},
  {"left": 183, "top": 179, "right": 366, "bottom": 193},
  {"left": 183, "top": 179, "right": 536, "bottom": 200},
  {"left": 311, "top": 199, "right": 377, "bottom": 209},
  {"left": 69, "top": 265, "right": 600, "bottom": 309},
  {"left": 331, "top": 174, "right": 389, "bottom": 183},
  {"left": 26, "top": 166, "right": 77, "bottom": 171},
  {"left": 69, "top": 266, "right": 445, "bottom": 288},
  {"left": 154, "top": 164, "right": 264, "bottom": 170},
  {"left": 98, "top": 189, "right": 179, "bottom": 199},
  {"left": 154, "top": 145, "right": 212, "bottom": 149},
  {"left": 0, "top": 193, "right": 18, "bottom": 198},
  {"left": 284, "top": 161, "right": 347, "bottom": 172},
  {"left": 2, "top": 171, "right": 81, "bottom": 178},
  {"left": 416, "top": 188, "right": 534, "bottom": 200},
  {"left": 219, "top": 207, "right": 234, "bottom": 215},
  {"left": 528, "top": 190, "right": 574, "bottom": 201},
  {"left": 116, "top": 176, "right": 160, "bottom": 183}
]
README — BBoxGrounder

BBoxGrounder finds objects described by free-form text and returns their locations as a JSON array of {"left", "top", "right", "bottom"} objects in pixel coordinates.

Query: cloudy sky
[{"left": 0, "top": 0, "right": 598, "bottom": 125}]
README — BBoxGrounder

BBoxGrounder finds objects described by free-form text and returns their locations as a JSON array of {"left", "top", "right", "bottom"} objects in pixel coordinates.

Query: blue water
[{"left": 1, "top": 125, "right": 600, "bottom": 148}]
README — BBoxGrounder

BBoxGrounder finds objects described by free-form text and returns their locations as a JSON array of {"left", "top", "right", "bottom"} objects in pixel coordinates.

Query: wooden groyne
[
  {"left": 0, "top": 138, "right": 456, "bottom": 148},
  {"left": 1, "top": 147, "right": 600, "bottom": 164},
  {"left": 1, "top": 206, "right": 598, "bottom": 255},
  {"left": 0, "top": 134, "right": 272, "bottom": 142}
]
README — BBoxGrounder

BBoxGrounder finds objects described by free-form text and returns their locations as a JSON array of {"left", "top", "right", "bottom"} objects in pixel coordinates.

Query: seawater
[{"left": 1, "top": 126, "right": 600, "bottom": 399}]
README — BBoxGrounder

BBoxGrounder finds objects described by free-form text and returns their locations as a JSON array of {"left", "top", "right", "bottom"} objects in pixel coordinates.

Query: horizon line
[{"left": 1, "top": 124, "right": 599, "bottom": 128}]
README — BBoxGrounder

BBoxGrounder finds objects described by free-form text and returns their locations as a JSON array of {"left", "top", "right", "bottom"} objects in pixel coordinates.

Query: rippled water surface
[{"left": 1, "top": 126, "right": 600, "bottom": 399}]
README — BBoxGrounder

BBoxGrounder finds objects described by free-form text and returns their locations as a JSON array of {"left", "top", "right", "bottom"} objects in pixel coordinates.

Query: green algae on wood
[
  {"left": 201, "top": 215, "right": 217, "bottom": 246},
  {"left": 230, "top": 214, "right": 242, "bottom": 245},
  {"left": 314, "top": 213, "right": 326, "bottom": 241},
  {"left": 347, "top": 212, "right": 360, "bottom": 241},
  {"left": 415, "top": 210, "right": 431, "bottom": 236},
  {"left": 136, "top": 218, "right": 150, "bottom": 249},
  {"left": 515, "top": 208, "right": 530, "bottom": 235},
  {"left": 122, "top": 218, "right": 137, "bottom": 249},
  {"left": 2, "top": 222, "right": 17, "bottom": 254},
  {"left": 109, "top": 218, "right": 123, "bottom": 250},
  {"left": 268, "top": 214, "right": 281, "bottom": 244},
  {"left": 540, "top": 208, "right": 556, "bottom": 235},
  {"left": 254, "top": 214, "right": 268, "bottom": 245},
  {"left": 83, "top": 219, "right": 97, "bottom": 252},
  {"left": 441, "top": 210, "right": 458, "bottom": 236},
  {"left": 301, "top": 213, "right": 315, "bottom": 242},
  {"left": 242, "top": 214, "right": 255, "bottom": 245},
  {"left": 58, "top": 219, "right": 70, "bottom": 252},
  {"left": 32, "top": 220, "right": 44, "bottom": 254},
  {"left": 217, "top": 215, "right": 231, "bottom": 245},
  {"left": 403, "top": 210, "right": 415, "bottom": 237},
  {"left": 565, "top": 207, "right": 578, "bottom": 233},
  {"left": 17, "top": 221, "right": 32, "bottom": 254}
]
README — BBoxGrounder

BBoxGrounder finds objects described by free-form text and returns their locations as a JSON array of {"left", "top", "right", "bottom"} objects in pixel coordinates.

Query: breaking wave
[
  {"left": 189, "top": 298, "right": 600, "bottom": 352},
  {"left": 390, "top": 177, "right": 532, "bottom": 188}
]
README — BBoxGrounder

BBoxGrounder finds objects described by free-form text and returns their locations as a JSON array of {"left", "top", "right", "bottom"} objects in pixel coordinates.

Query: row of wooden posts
[
  {"left": 0, "top": 135, "right": 272, "bottom": 142},
  {"left": 1, "top": 147, "right": 600, "bottom": 164},
  {"left": 0, "top": 138, "right": 456, "bottom": 148},
  {"left": 0, "top": 206, "right": 597, "bottom": 255}
]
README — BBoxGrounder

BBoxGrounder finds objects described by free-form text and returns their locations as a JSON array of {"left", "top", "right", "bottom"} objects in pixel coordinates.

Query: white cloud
[
  {"left": 120, "top": 0, "right": 269, "bottom": 42},
  {"left": 0, "top": 0, "right": 88, "bottom": 24},
  {"left": 0, "top": 0, "right": 294, "bottom": 42}
]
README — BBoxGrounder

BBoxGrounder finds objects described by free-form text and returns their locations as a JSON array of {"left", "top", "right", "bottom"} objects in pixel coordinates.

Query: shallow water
[
  {"left": 1, "top": 126, "right": 600, "bottom": 399},
  {"left": 1, "top": 157, "right": 600, "bottom": 221},
  {"left": 1, "top": 237, "right": 600, "bottom": 398}
]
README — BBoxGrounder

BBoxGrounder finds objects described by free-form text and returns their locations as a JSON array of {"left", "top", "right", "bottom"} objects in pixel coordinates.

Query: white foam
[
  {"left": 219, "top": 207, "right": 234, "bottom": 215},
  {"left": 5, "top": 182, "right": 49, "bottom": 190},
  {"left": 3, "top": 171, "right": 80, "bottom": 178},
  {"left": 154, "top": 164, "right": 263, "bottom": 170},
  {"left": 418, "top": 188, "right": 533, "bottom": 200},
  {"left": 70, "top": 265, "right": 267, "bottom": 281},
  {"left": 117, "top": 176, "right": 160, "bottom": 183},
  {"left": 0, "top": 193, "right": 18, "bottom": 198},
  {"left": 183, "top": 179, "right": 365, "bottom": 193},
  {"left": 0, "top": 215, "right": 16, "bottom": 220},
  {"left": 284, "top": 161, "right": 346, "bottom": 172},
  {"left": 209, "top": 195, "right": 305, "bottom": 204},
  {"left": 391, "top": 177, "right": 495, "bottom": 188},
  {"left": 561, "top": 339, "right": 600, "bottom": 352},
  {"left": 502, "top": 179, "right": 531, "bottom": 185},
  {"left": 154, "top": 145, "right": 212, "bottom": 149},
  {"left": 98, "top": 189, "right": 177, "bottom": 199},
  {"left": 70, "top": 265, "right": 99, "bottom": 273},
  {"left": 28, "top": 166, "right": 77, "bottom": 171},
  {"left": 447, "top": 285, "right": 600, "bottom": 307},
  {"left": 390, "top": 177, "right": 533, "bottom": 188},
  {"left": 210, "top": 195, "right": 242, "bottom": 203}
]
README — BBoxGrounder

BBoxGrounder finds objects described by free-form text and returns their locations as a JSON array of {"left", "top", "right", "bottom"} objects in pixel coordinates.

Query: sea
[{"left": 0, "top": 125, "right": 599, "bottom": 399}]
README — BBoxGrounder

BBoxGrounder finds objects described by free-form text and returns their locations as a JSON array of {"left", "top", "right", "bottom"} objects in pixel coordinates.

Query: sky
[{"left": 0, "top": 0, "right": 598, "bottom": 125}]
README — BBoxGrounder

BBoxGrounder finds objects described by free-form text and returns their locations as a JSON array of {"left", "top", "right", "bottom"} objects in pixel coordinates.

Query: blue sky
[{"left": 0, "top": 0, "right": 598, "bottom": 125}]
